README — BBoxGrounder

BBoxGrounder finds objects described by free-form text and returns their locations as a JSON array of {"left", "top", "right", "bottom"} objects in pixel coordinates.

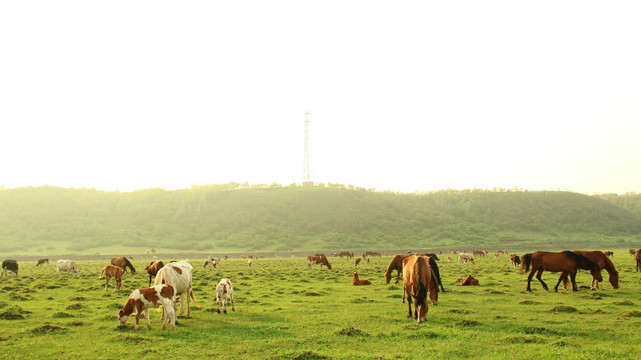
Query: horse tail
[
  {"left": 99, "top": 267, "right": 106, "bottom": 278},
  {"left": 520, "top": 253, "right": 532, "bottom": 274},
  {"left": 428, "top": 257, "right": 444, "bottom": 292},
  {"left": 414, "top": 257, "right": 428, "bottom": 306},
  {"left": 123, "top": 257, "right": 136, "bottom": 274}
]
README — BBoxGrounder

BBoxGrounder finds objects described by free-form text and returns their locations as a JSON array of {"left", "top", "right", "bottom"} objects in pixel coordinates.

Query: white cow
[
  {"left": 56, "top": 260, "right": 79, "bottom": 277},
  {"left": 215, "top": 278, "right": 235, "bottom": 314},
  {"left": 457, "top": 253, "right": 475, "bottom": 265},
  {"left": 154, "top": 260, "right": 199, "bottom": 317},
  {"left": 203, "top": 256, "right": 219, "bottom": 270}
]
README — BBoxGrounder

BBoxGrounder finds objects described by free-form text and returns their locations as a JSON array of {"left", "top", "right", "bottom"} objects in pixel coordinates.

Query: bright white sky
[{"left": 2, "top": 1, "right": 641, "bottom": 194}]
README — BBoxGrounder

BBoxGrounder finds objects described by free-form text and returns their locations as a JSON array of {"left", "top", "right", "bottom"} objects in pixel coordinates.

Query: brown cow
[
  {"left": 352, "top": 272, "right": 371, "bottom": 285},
  {"left": 354, "top": 258, "right": 362, "bottom": 266},
  {"left": 402, "top": 255, "right": 438, "bottom": 323},
  {"left": 636, "top": 249, "right": 641, "bottom": 272},
  {"left": 307, "top": 254, "right": 332, "bottom": 269},
  {"left": 145, "top": 260, "right": 165, "bottom": 287},
  {"left": 111, "top": 257, "right": 136, "bottom": 274},
  {"left": 457, "top": 274, "right": 480, "bottom": 286},
  {"left": 99, "top": 265, "right": 123, "bottom": 290}
]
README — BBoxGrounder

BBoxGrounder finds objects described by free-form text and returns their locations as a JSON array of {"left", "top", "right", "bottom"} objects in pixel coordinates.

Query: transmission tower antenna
[{"left": 303, "top": 110, "right": 313, "bottom": 186}]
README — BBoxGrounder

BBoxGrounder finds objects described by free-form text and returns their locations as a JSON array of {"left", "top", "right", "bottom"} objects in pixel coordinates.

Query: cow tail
[
  {"left": 520, "top": 254, "right": 532, "bottom": 274},
  {"left": 99, "top": 268, "right": 105, "bottom": 278},
  {"left": 190, "top": 290, "right": 201, "bottom": 308}
]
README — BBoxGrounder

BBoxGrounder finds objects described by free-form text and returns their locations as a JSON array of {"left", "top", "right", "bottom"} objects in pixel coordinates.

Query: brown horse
[
  {"left": 636, "top": 249, "right": 641, "bottom": 272},
  {"left": 384, "top": 254, "right": 445, "bottom": 292},
  {"left": 145, "top": 260, "right": 164, "bottom": 287},
  {"left": 352, "top": 272, "right": 371, "bottom": 285},
  {"left": 521, "top": 251, "right": 602, "bottom": 292},
  {"left": 402, "top": 255, "right": 438, "bottom": 324},
  {"left": 111, "top": 257, "right": 136, "bottom": 274},
  {"left": 99, "top": 265, "right": 123, "bottom": 290},
  {"left": 560, "top": 250, "right": 618, "bottom": 289}
]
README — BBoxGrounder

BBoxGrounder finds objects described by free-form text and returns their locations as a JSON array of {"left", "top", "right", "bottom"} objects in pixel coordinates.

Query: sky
[{"left": 1, "top": 1, "right": 641, "bottom": 194}]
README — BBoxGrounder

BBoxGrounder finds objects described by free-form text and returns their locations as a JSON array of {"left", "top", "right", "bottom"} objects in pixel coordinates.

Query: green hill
[{"left": 1, "top": 185, "right": 640, "bottom": 255}]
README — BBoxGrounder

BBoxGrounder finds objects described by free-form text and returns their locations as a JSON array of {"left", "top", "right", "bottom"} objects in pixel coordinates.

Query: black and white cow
[{"left": 2, "top": 260, "right": 18, "bottom": 277}]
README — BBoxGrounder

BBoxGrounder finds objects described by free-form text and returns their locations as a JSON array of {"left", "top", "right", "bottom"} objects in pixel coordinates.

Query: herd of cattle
[{"left": 2, "top": 248, "right": 641, "bottom": 327}]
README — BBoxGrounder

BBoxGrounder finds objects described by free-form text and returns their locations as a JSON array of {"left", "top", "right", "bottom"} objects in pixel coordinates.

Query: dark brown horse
[
  {"left": 145, "top": 260, "right": 164, "bottom": 287},
  {"left": 521, "top": 251, "right": 602, "bottom": 292},
  {"left": 560, "top": 250, "right": 618, "bottom": 289},
  {"left": 402, "top": 255, "right": 438, "bottom": 324},
  {"left": 111, "top": 257, "right": 136, "bottom": 274},
  {"left": 384, "top": 254, "right": 445, "bottom": 292},
  {"left": 36, "top": 258, "right": 49, "bottom": 266}
]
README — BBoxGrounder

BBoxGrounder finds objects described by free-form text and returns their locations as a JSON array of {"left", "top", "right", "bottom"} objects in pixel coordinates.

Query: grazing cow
[
  {"left": 457, "top": 253, "right": 475, "bottom": 264},
  {"left": 354, "top": 258, "right": 362, "bottom": 266},
  {"left": 494, "top": 253, "right": 500, "bottom": 260},
  {"left": 339, "top": 251, "right": 352, "bottom": 258},
  {"left": 352, "top": 272, "right": 371, "bottom": 285},
  {"left": 307, "top": 254, "right": 332, "bottom": 269},
  {"left": 111, "top": 257, "right": 136, "bottom": 274},
  {"left": 510, "top": 253, "right": 521, "bottom": 267},
  {"left": 636, "top": 249, "right": 641, "bottom": 272},
  {"left": 36, "top": 258, "right": 49, "bottom": 266},
  {"left": 118, "top": 284, "right": 176, "bottom": 331},
  {"left": 366, "top": 258, "right": 370, "bottom": 264},
  {"left": 560, "top": 250, "right": 619, "bottom": 290},
  {"left": 203, "top": 257, "right": 219, "bottom": 270},
  {"left": 402, "top": 255, "right": 439, "bottom": 324},
  {"left": 248, "top": 259, "right": 253, "bottom": 268},
  {"left": 629, "top": 249, "right": 636, "bottom": 255},
  {"left": 604, "top": 250, "right": 613, "bottom": 257},
  {"left": 145, "top": 260, "right": 165, "bottom": 287},
  {"left": 385, "top": 254, "right": 445, "bottom": 292},
  {"left": 2, "top": 260, "right": 18, "bottom": 277},
  {"left": 215, "top": 278, "right": 235, "bottom": 314},
  {"left": 362, "top": 251, "right": 375, "bottom": 257},
  {"left": 154, "top": 260, "right": 200, "bottom": 317},
  {"left": 56, "top": 260, "right": 79, "bottom": 277},
  {"left": 99, "top": 265, "right": 123, "bottom": 290},
  {"left": 372, "top": 251, "right": 382, "bottom": 257},
  {"left": 473, "top": 250, "right": 486, "bottom": 257}
]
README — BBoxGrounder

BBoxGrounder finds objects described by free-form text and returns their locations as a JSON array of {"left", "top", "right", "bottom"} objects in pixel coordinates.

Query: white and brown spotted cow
[
  {"left": 306, "top": 254, "right": 332, "bottom": 269},
  {"left": 154, "top": 260, "right": 199, "bottom": 317},
  {"left": 215, "top": 278, "right": 235, "bottom": 314},
  {"left": 118, "top": 284, "right": 176, "bottom": 330}
]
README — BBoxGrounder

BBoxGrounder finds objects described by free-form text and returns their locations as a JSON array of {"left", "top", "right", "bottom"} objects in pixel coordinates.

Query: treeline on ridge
[{"left": 1, "top": 184, "right": 641, "bottom": 254}]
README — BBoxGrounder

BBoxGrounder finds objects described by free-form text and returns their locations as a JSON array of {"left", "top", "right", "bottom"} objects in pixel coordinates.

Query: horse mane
[
  {"left": 122, "top": 257, "right": 136, "bottom": 273},
  {"left": 564, "top": 251, "right": 596, "bottom": 271}
]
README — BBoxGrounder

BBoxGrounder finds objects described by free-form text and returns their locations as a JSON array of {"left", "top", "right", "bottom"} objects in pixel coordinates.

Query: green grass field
[{"left": 1, "top": 252, "right": 640, "bottom": 359}]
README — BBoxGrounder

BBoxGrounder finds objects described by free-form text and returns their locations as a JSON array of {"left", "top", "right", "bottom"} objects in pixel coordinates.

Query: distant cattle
[
  {"left": 473, "top": 250, "right": 487, "bottom": 257},
  {"left": 118, "top": 284, "right": 176, "bottom": 331},
  {"left": 215, "top": 278, "right": 235, "bottom": 314},
  {"left": 457, "top": 253, "right": 475, "bottom": 264},
  {"left": 354, "top": 258, "right": 361, "bottom": 266},
  {"left": 111, "top": 257, "right": 136, "bottom": 274},
  {"left": 629, "top": 249, "right": 636, "bottom": 255},
  {"left": 2, "top": 260, "right": 18, "bottom": 277},
  {"left": 352, "top": 272, "right": 371, "bottom": 286},
  {"left": 203, "top": 257, "right": 219, "bottom": 270},
  {"left": 154, "top": 260, "right": 200, "bottom": 317},
  {"left": 307, "top": 254, "right": 332, "bottom": 269},
  {"left": 604, "top": 250, "right": 613, "bottom": 257},
  {"left": 248, "top": 259, "right": 253, "bottom": 268},
  {"left": 56, "top": 260, "right": 79, "bottom": 277},
  {"left": 338, "top": 251, "right": 353, "bottom": 258},
  {"left": 510, "top": 253, "right": 521, "bottom": 267},
  {"left": 145, "top": 260, "right": 165, "bottom": 287},
  {"left": 99, "top": 265, "right": 123, "bottom": 291},
  {"left": 36, "top": 258, "right": 49, "bottom": 266},
  {"left": 636, "top": 249, "right": 641, "bottom": 272}
]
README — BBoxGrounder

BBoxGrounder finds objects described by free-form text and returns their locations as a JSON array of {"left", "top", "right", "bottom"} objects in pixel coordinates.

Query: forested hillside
[{"left": 1, "top": 184, "right": 641, "bottom": 255}]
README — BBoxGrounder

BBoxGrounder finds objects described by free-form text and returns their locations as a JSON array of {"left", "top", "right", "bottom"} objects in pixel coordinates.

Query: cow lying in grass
[
  {"left": 118, "top": 284, "right": 176, "bottom": 331},
  {"left": 352, "top": 272, "right": 371, "bottom": 285},
  {"left": 215, "top": 278, "right": 235, "bottom": 314}
]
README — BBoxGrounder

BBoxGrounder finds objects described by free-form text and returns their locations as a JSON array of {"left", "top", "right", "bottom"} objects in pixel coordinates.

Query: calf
[
  {"left": 354, "top": 258, "right": 362, "bottom": 266},
  {"left": 2, "top": 260, "right": 18, "bottom": 277},
  {"left": 99, "top": 265, "right": 123, "bottom": 290},
  {"left": 510, "top": 253, "right": 521, "bottom": 267},
  {"left": 36, "top": 258, "right": 49, "bottom": 266},
  {"left": 215, "top": 278, "right": 235, "bottom": 314},
  {"left": 352, "top": 272, "right": 371, "bottom": 285},
  {"left": 145, "top": 260, "right": 165, "bottom": 287},
  {"left": 118, "top": 284, "right": 176, "bottom": 330}
]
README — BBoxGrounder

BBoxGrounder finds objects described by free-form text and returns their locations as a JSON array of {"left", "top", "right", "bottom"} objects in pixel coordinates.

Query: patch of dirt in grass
[
  {"left": 524, "top": 327, "right": 560, "bottom": 335},
  {"left": 387, "top": 294, "right": 402, "bottom": 299},
  {"left": 351, "top": 297, "right": 374, "bottom": 303},
  {"left": 0, "top": 309, "right": 24, "bottom": 320},
  {"left": 68, "top": 321, "right": 85, "bottom": 327},
  {"left": 30, "top": 324, "right": 67, "bottom": 334},
  {"left": 337, "top": 327, "right": 368, "bottom": 336},
  {"left": 613, "top": 300, "right": 634, "bottom": 306},
  {"left": 66, "top": 303, "right": 84, "bottom": 310},
  {"left": 624, "top": 311, "right": 641, "bottom": 318},
  {"left": 408, "top": 330, "right": 440, "bottom": 339},
  {"left": 502, "top": 335, "right": 544, "bottom": 344},
  {"left": 52, "top": 312, "right": 74, "bottom": 318},
  {"left": 487, "top": 290, "right": 505, "bottom": 294},
  {"left": 457, "top": 320, "right": 479, "bottom": 327},
  {"left": 120, "top": 335, "right": 149, "bottom": 344},
  {"left": 519, "top": 300, "right": 541, "bottom": 305},
  {"left": 448, "top": 309, "right": 469, "bottom": 314},
  {"left": 69, "top": 296, "right": 87, "bottom": 301},
  {"left": 107, "top": 303, "right": 122, "bottom": 309},
  {"left": 46, "top": 285, "right": 61, "bottom": 289},
  {"left": 291, "top": 351, "right": 328, "bottom": 359},
  {"left": 304, "top": 291, "right": 323, "bottom": 296},
  {"left": 551, "top": 305, "right": 577, "bottom": 313}
]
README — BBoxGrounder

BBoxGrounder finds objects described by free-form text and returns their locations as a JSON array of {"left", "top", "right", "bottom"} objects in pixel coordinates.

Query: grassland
[{"left": 1, "top": 251, "right": 640, "bottom": 359}]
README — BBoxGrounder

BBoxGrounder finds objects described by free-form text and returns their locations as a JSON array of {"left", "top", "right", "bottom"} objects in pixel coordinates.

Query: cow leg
[
  {"left": 223, "top": 298, "right": 227, "bottom": 314},
  {"left": 134, "top": 310, "right": 141, "bottom": 331},
  {"left": 406, "top": 287, "right": 412, "bottom": 318},
  {"left": 230, "top": 294, "right": 235, "bottom": 311},
  {"left": 216, "top": 296, "right": 221, "bottom": 313},
  {"left": 144, "top": 309, "right": 152, "bottom": 330},
  {"left": 186, "top": 289, "right": 191, "bottom": 317},
  {"left": 104, "top": 276, "right": 109, "bottom": 291},
  {"left": 535, "top": 267, "right": 548, "bottom": 291}
]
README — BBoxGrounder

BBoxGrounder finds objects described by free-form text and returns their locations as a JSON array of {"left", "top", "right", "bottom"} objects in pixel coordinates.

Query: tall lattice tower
[{"left": 302, "top": 110, "right": 314, "bottom": 186}]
